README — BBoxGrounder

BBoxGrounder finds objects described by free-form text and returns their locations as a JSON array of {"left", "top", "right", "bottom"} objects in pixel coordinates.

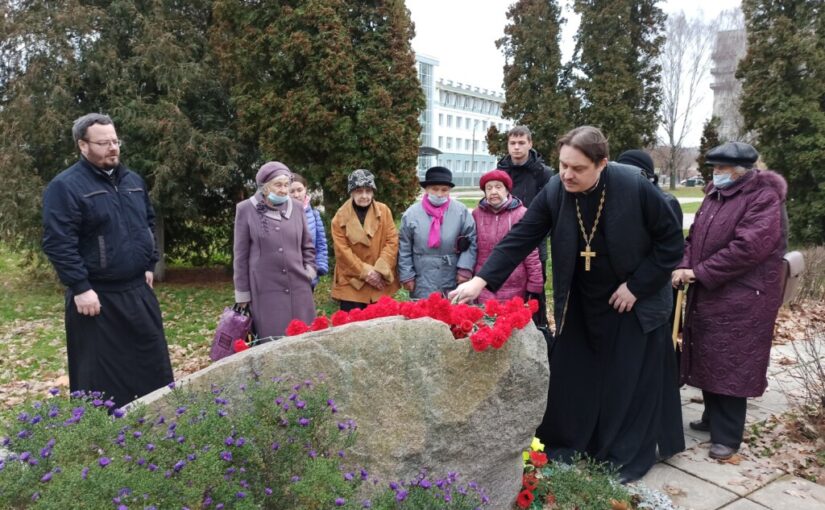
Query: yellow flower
[
  {"left": 530, "top": 437, "right": 545, "bottom": 452},
  {"left": 522, "top": 450, "right": 530, "bottom": 463}
]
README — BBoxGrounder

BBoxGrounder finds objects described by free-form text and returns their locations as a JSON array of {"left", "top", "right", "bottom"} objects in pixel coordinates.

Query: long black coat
[{"left": 479, "top": 163, "right": 684, "bottom": 334}]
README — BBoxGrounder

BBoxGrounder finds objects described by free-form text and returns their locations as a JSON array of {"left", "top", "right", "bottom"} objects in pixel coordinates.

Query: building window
[
  {"left": 446, "top": 137, "right": 452, "bottom": 149},
  {"left": 473, "top": 140, "right": 479, "bottom": 151},
  {"left": 464, "top": 161, "right": 470, "bottom": 172},
  {"left": 456, "top": 137, "right": 462, "bottom": 151},
  {"left": 482, "top": 120, "right": 488, "bottom": 130},
  {"left": 447, "top": 115, "right": 452, "bottom": 128},
  {"left": 465, "top": 117, "right": 471, "bottom": 129},
  {"left": 438, "top": 136, "right": 443, "bottom": 148},
  {"left": 456, "top": 115, "right": 462, "bottom": 128},
  {"left": 465, "top": 139, "right": 470, "bottom": 151},
  {"left": 473, "top": 161, "right": 479, "bottom": 172}
]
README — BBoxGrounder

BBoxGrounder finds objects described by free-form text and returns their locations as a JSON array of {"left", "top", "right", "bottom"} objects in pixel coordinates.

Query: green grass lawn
[
  {"left": 668, "top": 186, "right": 706, "bottom": 199},
  {"left": 681, "top": 201, "right": 701, "bottom": 214}
]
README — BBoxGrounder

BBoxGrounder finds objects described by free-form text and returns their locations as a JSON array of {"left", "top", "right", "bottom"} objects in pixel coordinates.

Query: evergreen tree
[
  {"left": 211, "top": 0, "right": 424, "bottom": 215},
  {"left": 496, "top": 0, "right": 572, "bottom": 162},
  {"left": 0, "top": 0, "right": 250, "bottom": 271},
  {"left": 485, "top": 125, "right": 508, "bottom": 159},
  {"left": 571, "top": 0, "right": 665, "bottom": 155},
  {"left": 696, "top": 116, "right": 721, "bottom": 183},
  {"left": 737, "top": 0, "right": 825, "bottom": 244}
]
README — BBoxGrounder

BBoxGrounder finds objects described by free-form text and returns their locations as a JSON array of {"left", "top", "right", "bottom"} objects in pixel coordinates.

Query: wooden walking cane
[{"left": 672, "top": 284, "right": 688, "bottom": 351}]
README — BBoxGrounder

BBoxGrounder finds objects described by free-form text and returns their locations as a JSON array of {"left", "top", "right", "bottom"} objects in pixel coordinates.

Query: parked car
[{"left": 680, "top": 177, "right": 705, "bottom": 187}]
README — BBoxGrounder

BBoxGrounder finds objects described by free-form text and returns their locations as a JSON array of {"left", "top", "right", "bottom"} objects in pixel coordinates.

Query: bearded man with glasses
[{"left": 41, "top": 113, "right": 173, "bottom": 409}]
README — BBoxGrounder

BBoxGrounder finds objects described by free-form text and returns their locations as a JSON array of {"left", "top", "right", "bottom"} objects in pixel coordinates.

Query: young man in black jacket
[
  {"left": 42, "top": 113, "right": 173, "bottom": 409},
  {"left": 496, "top": 126, "right": 553, "bottom": 328}
]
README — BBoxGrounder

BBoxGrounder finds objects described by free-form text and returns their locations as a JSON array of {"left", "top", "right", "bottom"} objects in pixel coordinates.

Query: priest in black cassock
[{"left": 450, "top": 125, "right": 685, "bottom": 482}]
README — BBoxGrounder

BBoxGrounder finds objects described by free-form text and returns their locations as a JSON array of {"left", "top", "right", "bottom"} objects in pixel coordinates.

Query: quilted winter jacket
[
  {"left": 679, "top": 170, "right": 787, "bottom": 397},
  {"left": 472, "top": 197, "right": 544, "bottom": 303},
  {"left": 303, "top": 206, "right": 329, "bottom": 286}
]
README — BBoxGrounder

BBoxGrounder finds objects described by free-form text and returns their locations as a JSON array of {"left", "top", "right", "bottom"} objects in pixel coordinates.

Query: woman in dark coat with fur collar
[{"left": 672, "top": 142, "right": 787, "bottom": 461}]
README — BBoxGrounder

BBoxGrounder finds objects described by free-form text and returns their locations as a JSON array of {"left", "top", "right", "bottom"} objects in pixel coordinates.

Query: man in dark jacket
[
  {"left": 42, "top": 113, "right": 173, "bottom": 408},
  {"left": 496, "top": 126, "right": 554, "bottom": 327}
]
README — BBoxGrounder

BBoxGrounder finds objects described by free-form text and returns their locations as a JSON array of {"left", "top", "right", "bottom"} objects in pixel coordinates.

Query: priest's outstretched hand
[
  {"left": 449, "top": 276, "right": 487, "bottom": 304},
  {"left": 609, "top": 282, "right": 637, "bottom": 313}
]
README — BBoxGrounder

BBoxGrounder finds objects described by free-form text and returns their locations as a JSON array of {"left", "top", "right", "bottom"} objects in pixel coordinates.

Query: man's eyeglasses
[{"left": 84, "top": 139, "right": 122, "bottom": 148}]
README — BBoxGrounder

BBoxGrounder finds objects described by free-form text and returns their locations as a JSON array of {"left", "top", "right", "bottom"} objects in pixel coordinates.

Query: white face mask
[{"left": 427, "top": 194, "right": 449, "bottom": 206}]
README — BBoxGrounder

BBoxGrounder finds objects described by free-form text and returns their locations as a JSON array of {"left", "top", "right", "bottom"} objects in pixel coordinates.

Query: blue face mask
[
  {"left": 268, "top": 192, "right": 289, "bottom": 205},
  {"left": 427, "top": 194, "right": 449, "bottom": 206},
  {"left": 713, "top": 173, "right": 734, "bottom": 189}
]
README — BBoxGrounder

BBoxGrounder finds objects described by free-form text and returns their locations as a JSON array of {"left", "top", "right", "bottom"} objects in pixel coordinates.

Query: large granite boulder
[{"left": 138, "top": 316, "right": 549, "bottom": 509}]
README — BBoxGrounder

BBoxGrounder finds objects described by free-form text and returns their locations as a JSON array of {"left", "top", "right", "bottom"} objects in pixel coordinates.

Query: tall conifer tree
[
  {"left": 496, "top": 0, "right": 572, "bottom": 161},
  {"left": 212, "top": 0, "right": 424, "bottom": 214},
  {"left": 737, "top": 0, "right": 825, "bottom": 244},
  {"left": 571, "top": 0, "right": 665, "bottom": 155},
  {"left": 0, "top": 0, "right": 249, "bottom": 269},
  {"left": 696, "top": 116, "right": 721, "bottom": 183}
]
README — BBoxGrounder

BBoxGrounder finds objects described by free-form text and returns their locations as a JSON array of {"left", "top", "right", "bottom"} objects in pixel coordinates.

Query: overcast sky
[{"left": 405, "top": 0, "right": 742, "bottom": 147}]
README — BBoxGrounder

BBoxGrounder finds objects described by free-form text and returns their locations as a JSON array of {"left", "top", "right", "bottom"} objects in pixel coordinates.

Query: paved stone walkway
[{"left": 638, "top": 341, "right": 825, "bottom": 509}]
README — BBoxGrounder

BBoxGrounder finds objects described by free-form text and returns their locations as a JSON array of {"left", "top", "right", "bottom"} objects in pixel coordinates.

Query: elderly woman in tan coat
[{"left": 331, "top": 169, "right": 400, "bottom": 311}]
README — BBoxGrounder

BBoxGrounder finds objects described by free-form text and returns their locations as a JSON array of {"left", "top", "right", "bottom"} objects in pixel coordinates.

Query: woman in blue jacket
[{"left": 290, "top": 173, "right": 328, "bottom": 289}]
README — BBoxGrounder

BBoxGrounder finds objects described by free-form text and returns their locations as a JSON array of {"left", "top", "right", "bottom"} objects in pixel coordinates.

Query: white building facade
[{"left": 416, "top": 55, "right": 511, "bottom": 186}]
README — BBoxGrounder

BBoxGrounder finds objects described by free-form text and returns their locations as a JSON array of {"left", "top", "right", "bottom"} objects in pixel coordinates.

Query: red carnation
[
  {"left": 348, "top": 308, "right": 364, "bottom": 323},
  {"left": 522, "top": 472, "right": 539, "bottom": 491},
  {"left": 330, "top": 310, "right": 349, "bottom": 326},
  {"left": 527, "top": 298, "right": 539, "bottom": 314},
  {"left": 470, "top": 327, "right": 491, "bottom": 352},
  {"left": 285, "top": 319, "right": 310, "bottom": 336},
  {"left": 529, "top": 450, "right": 548, "bottom": 468},
  {"left": 460, "top": 319, "right": 475, "bottom": 333},
  {"left": 310, "top": 316, "right": 330, "bottom": 331},
  {"left": 515, "top": 489, "right": 535, "bottom": 509},
  {"left": 484, "top": 299, "right": 501, "bottom": 317},
  {"left": 232, "top": 339, "right": 249, "bottom": 353},
  {"left": 490, "top": 327, "right": 509, "bottom": 349}
]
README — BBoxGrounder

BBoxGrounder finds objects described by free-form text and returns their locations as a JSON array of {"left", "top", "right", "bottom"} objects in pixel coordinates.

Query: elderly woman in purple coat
[
  {"left": 233, "top": 161, "right": 316, "bottom": 339},
  {"left": 672, "top": 142, "right": 787, "bottom": 461}
]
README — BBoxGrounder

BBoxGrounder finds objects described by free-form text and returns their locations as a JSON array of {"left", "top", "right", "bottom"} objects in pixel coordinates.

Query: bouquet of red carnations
[{"left": 285, "top": 293, "right": 537, "bottom": 352}]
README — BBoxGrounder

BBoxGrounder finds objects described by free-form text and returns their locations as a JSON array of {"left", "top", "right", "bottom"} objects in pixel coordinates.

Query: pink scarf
[{"left": 421, "top": 195, "right": 450, "bottom": 248}]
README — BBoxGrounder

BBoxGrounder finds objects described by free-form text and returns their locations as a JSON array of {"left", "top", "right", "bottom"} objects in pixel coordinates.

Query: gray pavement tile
[
  {"left": 681, "top": 385, "right": 705, "bottom": 405},
  {"left": 748, "top": 474, "right": 825, "bottom": 510},
  {"left": 682, "top": 403, "right": 711, "bottom": 442},
  {"left": 750, "top": 387, "right": 790, "bottom": 414},
  {"left": 640, "top": 463, "right": 738, "bottom": 510},
  {"left": 718, "top": 499, "right": 771, "bottom": 510},
  {"left": 665, "top": 445, "right": 784, "bottom": 496},
  {"left": 745, "top": 403, "right": 776, "bottom": 425}
]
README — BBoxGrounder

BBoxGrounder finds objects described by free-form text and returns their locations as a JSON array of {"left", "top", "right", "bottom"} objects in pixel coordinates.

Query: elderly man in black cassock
[{"left": 450, "top": 126, "right": 685, "bottom": 482}]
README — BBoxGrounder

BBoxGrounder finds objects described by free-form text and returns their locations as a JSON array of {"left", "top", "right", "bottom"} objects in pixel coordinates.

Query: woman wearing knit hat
[
  {"left": 232, "top": 161, "right": 316, "bottom": 339},
  {"left": 472, "top": 169, "right": 543, "bottom": 304},
  {"left": 329, "top": 169, "right": 400, "bottom": 311}
]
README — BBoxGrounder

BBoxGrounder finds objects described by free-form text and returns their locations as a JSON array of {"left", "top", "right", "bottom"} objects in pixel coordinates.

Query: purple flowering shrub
[{"left": 0, "top": 380, "right": 488, "bottom": 509}]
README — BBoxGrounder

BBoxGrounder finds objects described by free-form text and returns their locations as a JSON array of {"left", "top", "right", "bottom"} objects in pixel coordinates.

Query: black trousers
[
  {"left": 65, "top": 281, "right": 173, "bottom": 408},
  {"left": 701, "top": 390, "right": 747, "bottom": 449},
  {"left": 339, "top": 300, "right": 368, "bottom": 312}
]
